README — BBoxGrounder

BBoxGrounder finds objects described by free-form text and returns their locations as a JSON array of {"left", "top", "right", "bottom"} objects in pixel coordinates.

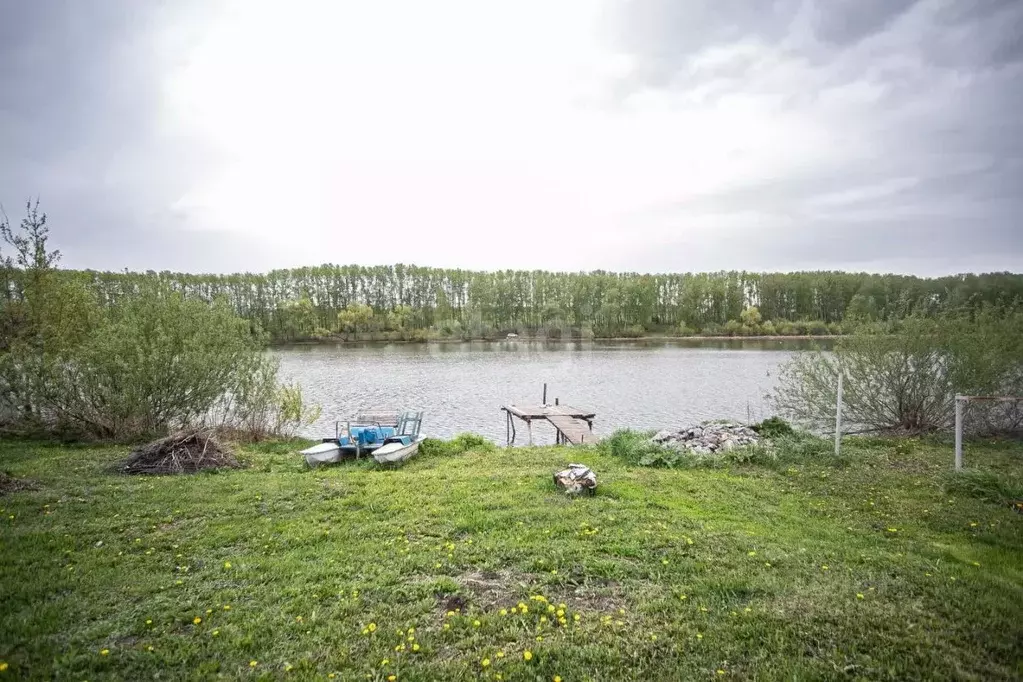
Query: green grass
[{"left": 0, "top": 435, "right": 1021, "bottom": 681}]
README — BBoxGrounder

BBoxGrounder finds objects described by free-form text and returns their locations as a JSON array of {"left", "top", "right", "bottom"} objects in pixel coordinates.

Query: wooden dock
[{"left": 501, "top": 404, "right": 597, "bottom": 446}]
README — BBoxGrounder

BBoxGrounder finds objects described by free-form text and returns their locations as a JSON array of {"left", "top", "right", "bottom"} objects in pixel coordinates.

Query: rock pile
[{"left": 651, "top": 422, "right": 761, "bottom": 455}]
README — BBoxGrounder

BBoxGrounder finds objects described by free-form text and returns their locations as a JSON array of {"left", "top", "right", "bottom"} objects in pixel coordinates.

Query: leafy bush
[
  {"left": 751, "top": 416, "right": 795, "bottom": 438},
  {"left": 597, "top": 429, "right": 665, "bottom": 465},
  {"left": 774, "top": 314, "right": 1023, "bottom": 434},
  {"left": 0, "top": 205, "right": 317, "bottom": 441}
]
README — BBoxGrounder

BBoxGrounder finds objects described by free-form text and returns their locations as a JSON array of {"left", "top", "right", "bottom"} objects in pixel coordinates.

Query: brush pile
[{"left": 120, "top": 429, "right": 240, "bottom": 475}]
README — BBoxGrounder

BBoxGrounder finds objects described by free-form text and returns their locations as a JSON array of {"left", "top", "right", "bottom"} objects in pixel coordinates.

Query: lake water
[{"left": 276, "top": 339, "right": 829, "bottom": 444}]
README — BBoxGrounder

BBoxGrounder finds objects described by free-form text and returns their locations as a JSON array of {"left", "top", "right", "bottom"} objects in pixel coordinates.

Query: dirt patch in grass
[
  {"left": 546, "top": 582, "right": 630, "bottom": 613},
  {"left": 0, "top": 471, "right": 38, "bottom": 496}
]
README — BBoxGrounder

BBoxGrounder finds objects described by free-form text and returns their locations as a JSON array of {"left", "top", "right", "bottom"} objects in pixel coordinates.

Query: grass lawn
[{"left": 1, "top": 435, "right": 1021, "bottom": 680}]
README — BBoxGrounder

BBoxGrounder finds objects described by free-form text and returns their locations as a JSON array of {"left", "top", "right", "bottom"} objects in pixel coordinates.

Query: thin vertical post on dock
[{"left": 542, "top": 383, "right": 547, "bottom": 405}]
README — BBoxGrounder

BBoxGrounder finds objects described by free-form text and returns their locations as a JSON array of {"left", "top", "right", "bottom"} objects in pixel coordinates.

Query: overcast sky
[{"left": 1, "top": 0, "right": 1021, "bottom": 275}]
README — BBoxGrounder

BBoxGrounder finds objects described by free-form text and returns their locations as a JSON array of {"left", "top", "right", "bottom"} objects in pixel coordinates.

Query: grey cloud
[{"left": 809, "top": 0, "right": 919, "bottom": 47}]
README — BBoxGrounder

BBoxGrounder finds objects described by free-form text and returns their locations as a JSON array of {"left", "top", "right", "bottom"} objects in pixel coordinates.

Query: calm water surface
[{"left": 276, "top": 339, "right": 829, "bottom": 444}]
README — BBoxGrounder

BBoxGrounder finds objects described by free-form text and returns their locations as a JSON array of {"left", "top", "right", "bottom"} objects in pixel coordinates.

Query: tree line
[{"left": 3, "top": 263, "right": 1021, "bottom": 343}]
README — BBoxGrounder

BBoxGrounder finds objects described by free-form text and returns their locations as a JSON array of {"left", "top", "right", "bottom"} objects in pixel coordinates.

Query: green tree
[{"left": 338, "top": 303, "right": 374, "bottom": 340}]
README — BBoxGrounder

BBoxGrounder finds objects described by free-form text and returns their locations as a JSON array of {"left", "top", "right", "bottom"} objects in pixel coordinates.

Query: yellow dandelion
[
  {"left": 296, "top": 616, "right": 303, "bottom": 623},
  {"left": 223, "top": 605, "right": 231, "bottom": 611},
  {"left": 224, "top": 561, "right": 232, "bottom": 569},
  {"left": 388, "top": 677, "right": 396, "bottom": 682},
  {"left": 368, "top": 623, "right": 377, "bottom": 632},
  {"left": 212, "top": 630, "right": 220, "bottom": 637},
  {"left": 554, "top": 677, "right": 562, "bottom": 682},
  {"left": 717, "top": 670, "right": 726, "bottom": 675},
  {"left": 285, "top": 664, "right": 293, "bottom": 672},
  {"left": 697, "top": 633, "right": 704, "bottom": 640},
  {"left": 496, "top": 651, "right": 505, "bottom": 658},
  {"left": 443, "top": 623, "right": 450, "bottom": 630},
  {"left": 524, "top": 650, "right": 533, "bottom": 661},
  {"left": 556, "top": 609, "right": 564, "bottom": 618},
  {"left": 193, "top": 617, "right": 202, "bottom": 625},
  {"left": 856, "top": 593, "right": 864, "bottom": 599},
  {"left": 145, "top": 619, "right": 152, "bottom": 625},
  {"left": 482, "top": 658, "right": 491, "bottom": 667},
  {"left": 540, "top": 616, "right": 548, "bottom": 623},
  {"left": 558, "top": 617, "right": 566, "bottom": 626},
  {"left": 328, "top": 674, "right": 336, "bottom": 679},
  {"left": 381, "top": 659, "right": 389, "bottom": 666},
  {"left": 521, "top": 605, "right": 529, "bottom": 614},
  {"left": 249, "top": 660, "right": 257, "bottom": 668},
  {"left": 500, "top": 608, "right": 508, "bottom": 616},
  {"left": 496, "top": 676, "right": 503, "bottom": 681},
  {"left": 473, "top": 620, "right": 481, "bottom": 628},
  {"left": 821, "top": 565, "right": 829, "bottom": 571},
  {"left": 100, "top": 649, "right": 110, "bottom": 656},
  {"left": 412, "top": 643, "right": 420, "bottom": 652},
  {"left": 408, "top": 627, "right": 415, "bottom": 634},
  {"left": 650, "top": 634, "right": 657, "bottom": 641},
  {"left": 0, "top": 662, "right": 8, "bottom": 672},
  {"left": 887, "top": 528, "right": 898, "bottom": 533},
  {"left": 573, "top": 613, "right": 580, "bottom": 621},
  {"left": 147, "top": 646, "right": 154, "bottom": 652},
  {"left": 547, "top": 604, "right": 555, "bottom": 613},
  {"left": 446, "top": 611, "right": 455, "bottom": 618}
]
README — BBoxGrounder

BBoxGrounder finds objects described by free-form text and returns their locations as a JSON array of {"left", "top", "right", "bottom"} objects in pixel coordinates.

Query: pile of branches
[{"left": 120, "top": 429, "right": 240, "bottom": 475}]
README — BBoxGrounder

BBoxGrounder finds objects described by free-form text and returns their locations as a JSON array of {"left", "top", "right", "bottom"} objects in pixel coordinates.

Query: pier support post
[{"left": 527, "top": 419, "right": 533, "bottom": 446}]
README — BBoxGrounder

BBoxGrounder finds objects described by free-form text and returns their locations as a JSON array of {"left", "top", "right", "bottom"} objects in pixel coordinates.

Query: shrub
[
  {"left": 751, "top": 416, "right": 795, "bottom": 438},
  {"left": 774, "top": 314, "right": 1023, "bottom": 434}
]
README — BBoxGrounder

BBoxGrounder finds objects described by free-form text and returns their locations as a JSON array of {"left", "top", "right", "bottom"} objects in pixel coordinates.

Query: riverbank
[
  {"left": 1, "top": 435, "right": 1020, "bottom": 679},
  {"left": 274, "top": 334, "right": 840, "bottom": 348}
]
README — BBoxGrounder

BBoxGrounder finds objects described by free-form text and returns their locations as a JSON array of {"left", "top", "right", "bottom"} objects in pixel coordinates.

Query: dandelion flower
[
  {"left": 329, "top": 674, "right": 336, "bottom": 679},
  {"left": 388, "top": 677, "right": 396, "bottom": 682},
  {"left": 145, "top": 619, "right": 152, "bottom": 625},
  {"left": 285, "top": 664, "right": 293, "bottom": 672},
  {"left": 212, "top": 630, "right": 220, "bottom": 637},
  {"left": 524, "top": 650, "right": 533, "bottom": 661},
  {"left": 554, "top": 677, "right": 562, "bottom": 682},
  {"left": 499, "top": 609, "right": 508, "bottom": 616},
  {"left": 368, "top": 623, "right": 377, "bottom": 632},
  {"left": 473, "top": 620, "right": 481, "bottom": 628},
  {"left": 443, "top": 623, "right": 450, "bottom": 630},
  {"left": 193, "top": 617, "right": 202, "bottom": 625},
  {"left": 223, "top": 605, "right": 231, "bottom": 611},
  {"left": 100, "top": 649, "right": 110, "bottom": 656},
  {"left": 496, "top": 651, "right": 504, "bottom": 658},
  {"left": 446, "top": 611, "right": 455, "bottom": 618},
  {"left": 717, "top": 670, "right": 725, "bottom": 675},
  {"left": 697, "top": 633, "right": 703, "bottom": 640},
  {"left": 650, "top": 634, "right": 657, "bottom": 641},
  {"left": 147, "top": 646, "right": 154, "bottom": 652},
  {"left": 381, "top": 659, "right": 389, "bottom": 666},
  {"left": 482, "top": 658, "right": 490, "bottom": 667},
  {"left": 547, "top": 604, "right": 555, "bottom": 613},
  {"left": 249, "top": 661, "right": 257, "bottom": 668},
  {"left": 540, "top": 616, "right": 548, "bottom": 623},
  {"left": 856, "top": 593, "right": 864, "bottom": 599},
  {"left": 224, "top": 561, "right": 232, "bottom": 569},
  {"left": 0, "top": 662, "right": 8, "bottom": 672},
  {"left": 821, "top": 565, "right": 829, "bottom": 571},
  {"left": 412, "top": 644, "right": 420, "bottom": 652},
  {"left": 573, "top": 614, "right": 580, "bottom": 622}
]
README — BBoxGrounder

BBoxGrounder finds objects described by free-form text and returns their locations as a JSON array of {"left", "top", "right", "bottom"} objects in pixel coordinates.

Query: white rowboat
[
  {"left": 301, "top": 441, "right": 342, "bottom": 467},
  {"left": 372, "top": 436, "right": 423, "bottom": 464}
]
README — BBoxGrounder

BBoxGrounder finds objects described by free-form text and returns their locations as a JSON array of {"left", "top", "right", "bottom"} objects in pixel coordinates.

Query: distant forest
[{"left": 19, "top": 266, "right": 1023, "bottom": 343}]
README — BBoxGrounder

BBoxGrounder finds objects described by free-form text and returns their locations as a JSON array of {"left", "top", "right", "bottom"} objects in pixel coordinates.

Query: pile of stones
[{"left": 651, "top": 422, "right": 761, "bottom": 455}]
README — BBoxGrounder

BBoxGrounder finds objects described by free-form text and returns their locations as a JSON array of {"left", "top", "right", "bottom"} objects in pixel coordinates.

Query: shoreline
[{"left": 272, "top": 334, "right": 840, "bottom": 348}]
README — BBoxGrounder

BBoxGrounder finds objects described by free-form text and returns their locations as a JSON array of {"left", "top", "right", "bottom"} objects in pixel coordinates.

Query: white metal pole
[
  {"left": 834, "top": 370, "right": 843, "bottom": 457},
  {"left": 954, "top": 395, "right": 964, "bottom": 471}
]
